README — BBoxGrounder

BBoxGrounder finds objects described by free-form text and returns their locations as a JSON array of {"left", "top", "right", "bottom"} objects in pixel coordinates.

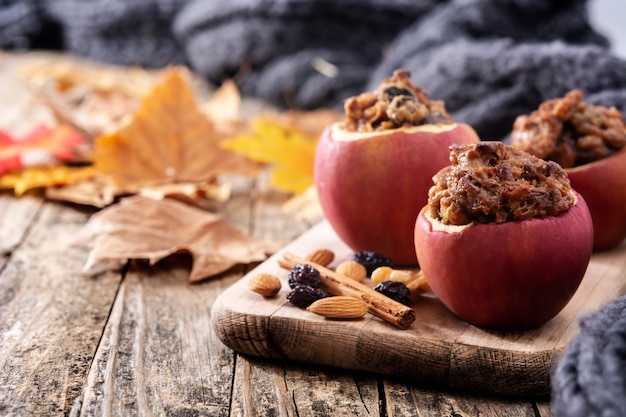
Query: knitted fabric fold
[
  {"left": 0, "top": 0, "right": 42, "bottom": 49},
  {"left": 42, "top": 0, "right": 188, "bottom": 67},
  {"left": 1, "top": 0, "right": 625, "bottom": 140},
  {"left": 551, "top": 294, "right": 626, "bottom": 417},
  {"left": 173, "top": 0, "right": 439, "bottom": 107}
]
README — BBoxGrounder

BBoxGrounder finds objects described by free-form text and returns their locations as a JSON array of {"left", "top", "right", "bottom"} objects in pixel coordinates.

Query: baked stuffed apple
[
  {"left": 510, "top": 89, "right": 626, "bottom": 250},
  {"left": 314, "top": 70, "right": 479, "bottom": 265},
  {"left": 414, "top": 142, "right": 594, "bottom": 329}
]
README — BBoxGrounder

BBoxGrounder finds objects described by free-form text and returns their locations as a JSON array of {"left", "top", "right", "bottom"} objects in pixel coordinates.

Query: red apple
[
  {"left": 314, "top": 122, "right": 480, "bottom": 265},
  {"left": 414, "top": 191, "right": 594, "bottom": 329},
  {"left": 565, "top": 146, "right": 626, "bottom": 250}
]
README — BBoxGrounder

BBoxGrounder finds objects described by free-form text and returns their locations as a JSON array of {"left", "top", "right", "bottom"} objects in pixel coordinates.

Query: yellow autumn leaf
[
  {"left": 92, "top": 67, "right": 258, "bottom": 194},
  {"left": 221, "top": 110, "right": 341, "bottom": 194},
  {"left": 0, "top": 165, "right": 96, "bottom": 195}
]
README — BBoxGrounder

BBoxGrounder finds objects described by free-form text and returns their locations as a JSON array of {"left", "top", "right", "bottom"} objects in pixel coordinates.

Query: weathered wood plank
[
  {"left": 74, "top": 176, "right": 315, "bottom": 416},
  {"left": 382, "top": 380, "right": 545, "bottom": 416},
  {"left": 75, "top": 257, "right": 240, "bottom": 417},
  {"left": 0, "top": 200, "right": 120, "bottom": 416},
  {"left": 0, "top": 193, "right": 45, "bottom": 254},
  {"left": 230, "top": 356, "right": 381, "bottom": 417}
]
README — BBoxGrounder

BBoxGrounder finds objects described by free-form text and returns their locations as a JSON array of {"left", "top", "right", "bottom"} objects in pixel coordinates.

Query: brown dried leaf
[{"left": 73, "top": 196, "right": 280, "bottom": 282}]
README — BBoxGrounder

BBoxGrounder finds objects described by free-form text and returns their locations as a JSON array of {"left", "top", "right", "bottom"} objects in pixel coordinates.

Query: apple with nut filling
[
  {"left": 511, "top": 89, "right": 626, "bottom": 250},
  {"left": 314, "top": 70, "right": 479, "bottom": 265},
  {"left": 414, "top": 142, "right": 594, "bottom": 330}
]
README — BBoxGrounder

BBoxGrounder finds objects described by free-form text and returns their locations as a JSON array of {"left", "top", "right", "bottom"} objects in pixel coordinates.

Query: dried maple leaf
[
  {"left": 0, "top": 124, "right": 85, "bottom": 175},
  {"left": 221, "top": 109, "right": 341, "bottom": 194},
  {"left": 73, "top": 196, "right": 280, "bottom": 282},
  {"left": 92, "top": 67, "right": 258, "bottom": 194}
]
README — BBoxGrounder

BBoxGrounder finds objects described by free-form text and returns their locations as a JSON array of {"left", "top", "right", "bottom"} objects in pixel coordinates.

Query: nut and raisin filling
[
  {"left": 340, "top": 69, "right": 453, "bottom": 132},
  {"left": 428, "top": 142, "right": 575, "bottom": 226},
  {"left": 510, "top": 89, "right": 626, "bottom": 168}
]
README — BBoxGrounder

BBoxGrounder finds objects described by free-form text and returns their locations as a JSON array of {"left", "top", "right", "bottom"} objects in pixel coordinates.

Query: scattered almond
[
  {"left": 306, "top": 296, "right": 368, "bottom": 319},
  {"left": 248, "top": 273, "right": 282, "bottom": 297},
  {"left": 335, "top": 260, "right": 367, "bottom": 281},
  {"left": 305, "top": 248, "right": 335, "bottom": 267}
]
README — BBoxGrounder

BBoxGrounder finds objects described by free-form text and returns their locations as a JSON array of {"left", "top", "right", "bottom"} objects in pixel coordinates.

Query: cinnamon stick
[{"left": 280, "top": 252, "right": 416, "bottom": 329}]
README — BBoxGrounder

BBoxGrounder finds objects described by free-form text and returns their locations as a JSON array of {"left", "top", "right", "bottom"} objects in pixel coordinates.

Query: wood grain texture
[
  {"left": 231, "top": 356, "right": 380, "bottom": 417},
  {"left": 212, "top": 220, "right": 626, "bottom": 397},
  {"left": 0, "top": 193, "right": 44, "bottom": 254},
  {"left": 0, "top": 200, "right": 120, "bottom": 416},
  {"left": 383, "top": 382, "right": 540, "bottom": 417},
  {"left": 73, "top": 181, "right": 318, "bottom": 416},
  {"left": 75, "top": 258, "right": 239, "bottom": 417}
]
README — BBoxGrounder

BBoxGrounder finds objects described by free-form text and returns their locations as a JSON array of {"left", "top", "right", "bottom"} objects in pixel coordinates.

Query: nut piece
[
  {"left": 335, "top": 260, "right": 367, "bottom": 281},
  {"left": 306, "top": 296, "right": 368, "bottom": 319},
  {"left": 371, "top": 266, "right": 429, "bottom": 301},
  {"left": 305, "top": 248, "right": 335, "bottom": 267},
  {"left": 248, "top": 273, "right": 282, "bottom": 297}
]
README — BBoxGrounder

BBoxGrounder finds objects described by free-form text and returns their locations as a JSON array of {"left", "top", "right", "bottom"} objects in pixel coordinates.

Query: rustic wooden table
[
  {"left": 0, "top": 52, "right": 554, "bottom": 416},
  {"left": 0, "top": 188, "right": 555, "bottom": 417}
]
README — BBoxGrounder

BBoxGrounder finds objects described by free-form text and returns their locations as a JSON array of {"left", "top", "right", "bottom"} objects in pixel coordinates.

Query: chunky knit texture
[
  {"left": 3, "top": 0, "right": 625, "bottom": 138},
  {"left": 551, "top": 294, "right": 626, "bottom": 417}
]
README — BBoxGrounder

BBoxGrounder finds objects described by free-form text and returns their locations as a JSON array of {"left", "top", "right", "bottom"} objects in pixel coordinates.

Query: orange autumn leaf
[
  {"left": 0, "top": 124, "right": 84, "bottom": 175},
  {"left": 221, "top": 110, "right": 341, "bottom": 194},
  {"left": 73, "top": 196, "right": 279, "bottom": 282},
  {"left": 92, "top": 67, "right": 257, "bottom": 194}
]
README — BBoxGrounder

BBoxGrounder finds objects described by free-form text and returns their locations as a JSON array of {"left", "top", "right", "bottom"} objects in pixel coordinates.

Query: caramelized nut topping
[
  {"left": 341, "top": 69, "right": 453, "bottom": 132},
  {"left": 510, "top": 89, "right": 626, "bottom": 168}
]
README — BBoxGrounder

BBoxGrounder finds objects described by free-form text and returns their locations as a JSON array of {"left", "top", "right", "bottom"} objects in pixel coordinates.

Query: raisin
[
  {"left": 373, "top": 281, "right": 411, "bottom": 306},
  {"left": 288, "top": 263, "right": 322, "bottom": 289},
  {"left": 286, "top": 285, "right": 329, "bottom": 308},
  {"left": 351, "top": 251, "right": 394, "bottom": 276},
  {"left": 382, "top": 86, "right": 414, "bottom": 101}
]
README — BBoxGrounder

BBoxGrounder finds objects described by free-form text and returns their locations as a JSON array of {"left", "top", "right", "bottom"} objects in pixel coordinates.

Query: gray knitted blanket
[
  {"left": 1, "top": 1, "right": 626, "bottom": 411},
  {"left": 3, "top": 0, "right": 626, "bottom": 141}
]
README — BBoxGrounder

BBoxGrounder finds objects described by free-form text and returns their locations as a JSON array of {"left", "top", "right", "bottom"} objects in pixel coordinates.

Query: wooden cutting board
[{"left": 212, "top": 220, "right": 626, "bottom": 397}]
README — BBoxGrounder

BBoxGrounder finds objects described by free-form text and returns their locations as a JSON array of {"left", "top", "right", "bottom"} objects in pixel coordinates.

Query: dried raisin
[
  {"left": 288, "top": 263, "right": 322, "bottom": 289},
  {"left": 351, "top": 251, "right": 394, "bottom": 276},
  {"left": 373, "top": 281, "right": 411, "bottom": 306},
  {"left": 286, "top": 285, "right": 329, "bottom": 308}
]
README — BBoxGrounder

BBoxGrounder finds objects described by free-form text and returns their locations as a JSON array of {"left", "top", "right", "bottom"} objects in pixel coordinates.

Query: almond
[
  {"left": 335, "top": 260, "right": 367, "bottom": 282},
  {"left": 305, "top": 248, "right": 335, "bottom": 267},
  {"left": 371, "top": 266, "right": 429, "bottom": 301},
  {"left": 248, "top": 273, "right": 282, "bottom": 297},
  {"left": 306, "top": 296, "right": 368, "bottom": 319}
]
